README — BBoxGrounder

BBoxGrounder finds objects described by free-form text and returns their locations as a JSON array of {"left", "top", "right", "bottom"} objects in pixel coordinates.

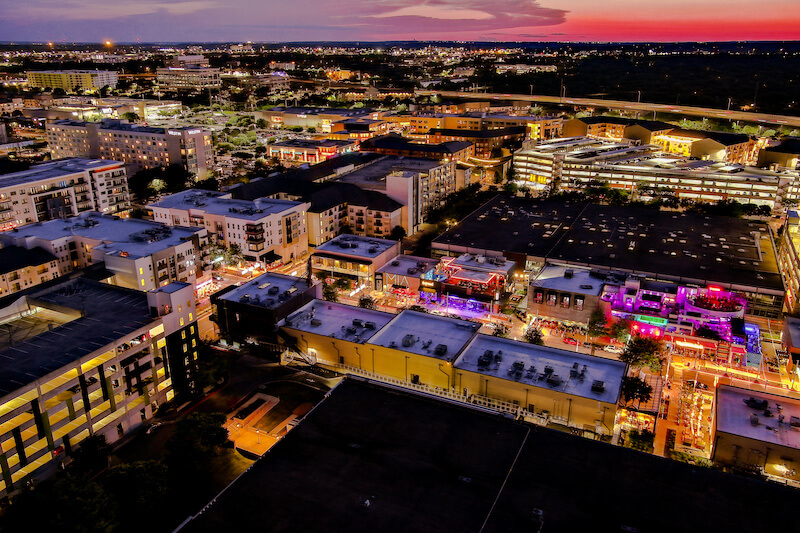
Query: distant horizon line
[{"left": 2, "top": 39, "right": 800, "bottom": 46}]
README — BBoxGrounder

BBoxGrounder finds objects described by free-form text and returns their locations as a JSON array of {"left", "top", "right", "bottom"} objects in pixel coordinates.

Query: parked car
[
  {"left": 146, "top": 422, "right": 162, "bottom": 435},
  {"left": 563, "top": 337, "right": 579, "bottom": 345},
  {"left": 603, "top": 345, "right": 624, "bottom": 354}
]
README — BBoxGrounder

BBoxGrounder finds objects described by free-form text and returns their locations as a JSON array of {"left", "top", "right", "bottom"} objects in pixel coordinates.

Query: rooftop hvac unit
[
  {"left": 433, "top": 344, "right": 447, "bottom": 356},
  {"left": 546, "top": 374, "right": 562, "bottom": 386},
  {"left": 310, "top": 319, "right": 322, "bottom": 327},
  {"left": 364, "top": 321, "right": 376, "bottom": 330},
  {"left": 402, "top": 334, "right": 415, "bottom": 347},
  {"left": 591, "top": 380, "right": 605, "bottom": 393},
  {"left": 353, "top": 319, "right": 365, "bottom": 328}
]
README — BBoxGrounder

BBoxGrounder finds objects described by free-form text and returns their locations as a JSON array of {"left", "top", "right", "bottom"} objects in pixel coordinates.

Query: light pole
[{"left": 727, "top": 97, "right": 732, "bottom": 111}]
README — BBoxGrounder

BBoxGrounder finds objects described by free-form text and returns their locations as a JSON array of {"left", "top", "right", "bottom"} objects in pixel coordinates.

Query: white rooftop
[
  {"left": 149, "top": 190, "right": 302, "bottom": 220},
  {"left": 716, "top": 386, "right": 800, "bottom": 450},
  {"left": 367, "top": 310, "right": 480, "bottom": 360},
  {"left": 450, "top": 253, "right": 515, "bottom": 275},
  {"left": 283, "top": 299, "right": 394, "bottom": 343},
  {"left": 376, "top": 255, "right": 437, "bottom": 277},
  {"left": 220, "top": 272, "right": 313, "bottom": 310},
  {"left": 532, "top": 265, "right": 604, "bottom": 296},
  {"left": 314, "top": 234, "right": 398, "bottom": 260},
  {"left": 1, "top": 213, "right": 202, "bottom": 259},
  {"left": 454, "top": 335, "right": 626, "bottom": 404},
  {"left": 0, "top": 158, "right": 122, "bottom": 188}
]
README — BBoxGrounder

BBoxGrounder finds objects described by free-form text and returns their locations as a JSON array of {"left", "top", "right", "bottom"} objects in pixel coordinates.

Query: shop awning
[{"left": 259, "top": 250, "right": 282, "bottom": 264}]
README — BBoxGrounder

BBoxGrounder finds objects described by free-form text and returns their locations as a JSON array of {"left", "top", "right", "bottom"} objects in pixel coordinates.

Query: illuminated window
[
  {"left": 181, "top": 331, "right": 186, "bottom": 339},
  {"left": 189, "top": 313, "right": 193, "bottom": 321},
  {"left": 179, "top": 317, "right": 185, "bottom": 326},
  {"left": 190, "top": 325, "right": 195, "bottom": 334}
]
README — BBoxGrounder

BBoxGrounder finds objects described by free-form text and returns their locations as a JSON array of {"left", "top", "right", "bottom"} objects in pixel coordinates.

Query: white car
[{"left": 603, "top": 345, "right": 625, "bottom": 355}]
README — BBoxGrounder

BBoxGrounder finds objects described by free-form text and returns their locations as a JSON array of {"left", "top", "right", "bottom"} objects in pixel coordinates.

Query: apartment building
[
  {"left": 425, "top": 127, "right": 527, "bottom": 159},
  {"left": 260, "top": 106, "right": 387, "bottom": 133},
  {"left": 149, "top": 190, "right": 309, "bottom": 265},
  {"left": 408, "top": 113, "right": 562, "bottom": 140},
  {"left": 514, "top": 137, "right": 799, "bottom": 208},
  {"left": 361, "top": 133, "right": 474, "bottom": 163},
  {"left": 26, "top": 70, "right": 118, "bottom": 91},
  {"left": 0, "top": 245, "right": 58, "bottom": 297},
  {"left": 229, "top": 176, "right": 404, "bottom": 245},
  {"left": 0, "top": 212, "right": 206, "bottom": 291},
  {"left": 47, "top": 120, "right": 213, "bottom": 179},
  {"left": 335, "top": 155, "right": 458, "bottom": 233},
  {"left": 156, "top": 67, "right": 222, "bottom": 91},
  {"left": 0, "top": 158, "right": 129, "bottom": 230},
  {"left": 310, "top": 235, "right": 400, "bottom": 289},
  {"left": 758, "top": 139, "right": 800, "bottom": 170},
  {"left": 0, "top": 279, "right": 199, "bottom": 496},
  {"left": 778, "top": 211, "right": 800, "bottom": 315}
]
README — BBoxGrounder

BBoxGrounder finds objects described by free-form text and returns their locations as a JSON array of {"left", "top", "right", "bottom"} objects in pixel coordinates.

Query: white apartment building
[
  {"left": 149, "top": 190, "right": 309, "bottom": 265},
  {"left": 514, "top": 137, "right": 800, "bottom": 209},
  {"left": 0, "top": 213, "right": 207, "bottom": 291},
  {"left": 47, "top": 120, "right": 213, "bottom": 179},
  {"left": 26, "top": 70, "right": 118, "bottom": 91},
  {"left": 0, "top": 158, "right": 129, "bottom": 231},
  {"left": 156, "top": 67, "right": 221, "bottom": 91}
]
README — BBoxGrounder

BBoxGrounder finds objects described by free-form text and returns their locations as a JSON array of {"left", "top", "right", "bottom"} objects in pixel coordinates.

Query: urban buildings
[
  {"left": 211, "top": 272, "right": 320, "bottom": 343},
  {"left": 0, "top": 158, "right": 129, "bottom": 230},
  {"left": 758, "top": 138, "right": 800, "bottom": 170},
  {"left": 713, "top": 385, "right": 800, "bottom": 483},
  {"left": 433, "top": 197, "right": 784, "bottom": 318},
  {"left": 424, "top": 126, "right": 527, "bottom": 159},
  {"left": 268, "top": 139, "right": 358, "bottom": 164},
  {"left": 0, "top": 245, "right": 58, "bottom": 297},
  {"left": 156, "top": 66, "right": 222, "bottom": 91},
  {"left": 513, "top": 137, "right": 799, "bottom": 208},
  {"left": 0, "top": 279, "right": 199, "bottom": 496},
  {"left": 149, "top": 190, "right": 309, "bottom": 265},
  {"left": 26, "top": 70, "right": 118, "bottom": 91},
  {"left": 361, "top": 133, "right": 474, "bottom": 162},
  {"left": 46, "top": 119, "right": 213, "bottom": 179},
  {"left": 778, "top": 210, "right": 800, "bottom": 315},
  {"left": 310, "top": 235, "right": 400, "bottom": 289},
  {"left": 260, "top": 106, "right": 387, "bottom": 133},
  {"left": 0, "top": 212, "right": 207, "bottom": 290}
]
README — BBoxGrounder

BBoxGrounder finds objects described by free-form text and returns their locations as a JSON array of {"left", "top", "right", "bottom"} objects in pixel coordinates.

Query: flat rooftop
[
  {"left": 376, "top": 255, "right": 437, "bottom": 277},
  {"left": 220, "top": 272, "right": 313, "bottom": 310},
  {"left": 455, "top": 335, "right": 625, "bottom": 403},
  {"left": 434, "top": 196, "right": 783, "bottom": 292},
  {"left": 0, "top": 158, "right": 122, "bottom": 188},
  {"left": 449, "top": 253, "right": 515, "bottom": 275},
  {"left": 531, "top": 265, "right": 604, "bottom": 296},
  {"left": 0, "top": 245, "right": 56, "bottom": 275},
  {"left": 367, "top": 310, "right": 480, "bottom": 360},
  {"left": 272, "top": 139, "right": 354, "bottom": 149},
  {"left": 335, "top": 155, "right": 444, "bottom": 189},
  {"left": 149, "top": 190, "right": 302, "bottom": 220},
  {"left": 716, "top": 385, "right": 800, "bottom": 450},
  {"left": 0, "top": 279, "right": 154, "bottom": 396},
  {"left": 181, "top": 379, "right": 800, "bottom": 533},
  {"left": 283, "top": 300, "right": 394, "bottom": 344},
  {"left": 314, "top": 234, "right": 398, "bottom": 260},
  {"left": 2, "top": 213, "right": 202, "bottom": 259}
]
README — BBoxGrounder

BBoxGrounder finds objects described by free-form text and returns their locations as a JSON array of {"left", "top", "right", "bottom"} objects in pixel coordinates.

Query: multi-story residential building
[
  {"left": 563, "top": 117, "right": 675, "bottom": 144},
  {"left": 26, "top": 70, "right": 118, "bottom": 91},
  {"left": 0, "top": 245, "right": 58, "bottom": 297},
  {"left": 778, "top": 210, "right": 800, "bottom": 315},
  {"left": 149, "top": 190, "right": 309, "bottom": 266},
  {"left": 0, "top": 279, "right": 199, "bottom": 496},
  {"left": 229, "top": 176, "right": 404, "bottom": 245},
  {"left": 408, "top": 113, "right": 562, "bottom": 140},
  {"left": 335, "top": 155, "right": 458, "bottom": 233},
  {"left": 0, "top": 212, "right": 207, "bottom": 291},
  {"left": 268, "top": 139, "right": 358, "bottom": 164},
  {"left": 327, "top": 117, "right": 391, "bottom": 141},
  {"left": 260, "top": 106, "right": 387, "bottom": 133},
  {"left": 758, "top": 139, "right": 800, "bottom": 170},
  {"left": 156, "top": 67, "right": 222, "bottom": 91},
  {"left": 47, "top": 120, "right": 213, "bottom": 179},
  {"left": 171, "top": 55, "right": 209, "bottom": 68},
  {"left": 514, "top": 137, "right": 799, "bottom": 208},
  {"left": 0, "top": 158, "right": 129, "bottom": 230}
]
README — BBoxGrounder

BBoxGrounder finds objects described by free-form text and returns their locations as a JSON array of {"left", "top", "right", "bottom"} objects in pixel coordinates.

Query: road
[{"left": 415, "top": 89, "right": 800, "bottom": 128}]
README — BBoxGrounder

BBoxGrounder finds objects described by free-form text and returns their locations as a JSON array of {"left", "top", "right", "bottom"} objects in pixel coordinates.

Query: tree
[
  {"left": 389, "top": 225, "right": 407, "bottom": 241},
  {"left": 620, "top": 375, "right": 653, "bottom": 407},
  {"left": 322, "top": 280, "right": 338, "bottom": 302},
  {"left": 587, "top": 309, "right": 608, "bottom": 355},
  {"left": 358, "top": 296, "right": 376, "bottom": 309},
  {"left": 148, "top": 178, "right": 166, "bottom": 194},
  {"left": 69, "top": 434, "right": 111, "bottom": 475},
  {"left": 524, "top": 326, "right": 544, "bottom": 345},
  {"left": 609, "top": 318, "right": 632, "bottom": 343},
  {"left": 225, "top": 243, "right": 244, "bottom": 266},
  {"left": 620, "top": 335, "right": 666, "bottom": 374},
  {"left": 166, "top": 412, "right": 228, "bottom": 479},
  {"left": 4, "top": 474, "right": 117, "bottom": 533},
  {"left": 122, "top": 111, "right": 140, "bottom": 122},
  {"left": 104, "top": 460, "right": 167, "bottom": 533},
  {"left": 195, "top": 177, "right": 219, "bottom": 191}
]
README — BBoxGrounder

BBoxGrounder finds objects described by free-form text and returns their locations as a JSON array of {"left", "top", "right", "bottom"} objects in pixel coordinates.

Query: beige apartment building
[
  {"left": 47, "top": 120, "right": 213, "bottom": 179},
  {"left": 26, "top": 70, "right": 118, "bottom": 91}
]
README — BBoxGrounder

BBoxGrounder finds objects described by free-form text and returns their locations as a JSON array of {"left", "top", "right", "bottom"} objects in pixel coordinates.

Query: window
[{"left": 546, "top": 294, "right": 557, "bottom": 306}]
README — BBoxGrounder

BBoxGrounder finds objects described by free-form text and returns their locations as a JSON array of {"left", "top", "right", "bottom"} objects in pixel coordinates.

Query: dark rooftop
[
  {"left": 363, "top": 133, "right": 473, "bottom": 154},
  {"left": 0, "top": 245, "right": 56, "bottom": 275},
  {"left": 181, "top": 379, "right": 800, "bottom": 533},
  {"left": 765, "top": 138, "right": 800, "bottom": 155},
  {"left": 0, "top": 279, "right": 154, "bottom": 396},
  {"left": 434, "top": 196, "right": 783, "bottom": 291}
]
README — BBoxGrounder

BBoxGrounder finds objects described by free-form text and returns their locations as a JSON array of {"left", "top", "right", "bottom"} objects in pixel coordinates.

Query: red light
[{"left": 708, "top": 286, "right": 722, "bottom": 292}]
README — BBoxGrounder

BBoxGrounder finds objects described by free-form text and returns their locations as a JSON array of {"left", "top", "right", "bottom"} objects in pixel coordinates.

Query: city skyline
[{"left": 1, "top": 0, "right": 799, "bottom": 43}]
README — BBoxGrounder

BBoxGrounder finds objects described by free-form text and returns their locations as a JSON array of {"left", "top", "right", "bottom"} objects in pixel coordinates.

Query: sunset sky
[{"left": 1, "top": 0, "right": 799, "bottom": 42}]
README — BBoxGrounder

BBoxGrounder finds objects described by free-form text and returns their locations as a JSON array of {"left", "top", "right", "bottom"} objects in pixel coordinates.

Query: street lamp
[{"left": 727, "top": 97, "right": 732, "bottom": 111}]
